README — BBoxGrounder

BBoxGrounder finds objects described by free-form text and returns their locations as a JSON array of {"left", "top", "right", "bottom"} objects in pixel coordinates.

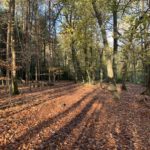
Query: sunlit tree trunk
[
  {"left": 92, "top": 0, "right": 116, "bottom": 87},
  {"left": 92, "top": 0, "right": 120, "bottom": 99}
]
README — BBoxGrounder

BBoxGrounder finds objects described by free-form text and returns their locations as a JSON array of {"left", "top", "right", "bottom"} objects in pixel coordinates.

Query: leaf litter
[{"left": 0, "top": 82, "right": 149, "bottom": 150}]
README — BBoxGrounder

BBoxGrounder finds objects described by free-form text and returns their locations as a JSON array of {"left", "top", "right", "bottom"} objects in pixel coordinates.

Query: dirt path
[{"left": 0, "top": 82, "right": 150, "bottom": 150}]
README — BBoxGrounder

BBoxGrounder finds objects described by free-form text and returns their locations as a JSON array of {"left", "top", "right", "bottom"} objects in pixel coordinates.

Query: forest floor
[{"left": 0, "top": 81, "right": 150, "bottom": 150}]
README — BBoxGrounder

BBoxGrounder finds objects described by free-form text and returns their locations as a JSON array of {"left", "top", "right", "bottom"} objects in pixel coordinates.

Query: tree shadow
[
  {"left": 0, "top": 82, "right": 70, "bottom": 101},
  {"left": 0, "top": 81, "right": 75, "bottom": 99},
  {"left": 72, "top": 101, "right": 102, "bottom": 150},
  {"left": 18, "top": 81, "right": 76, "bottom": 96},
  {"left": 0, "top": 84, "right": 82, "bottom": 119},
  {"left": 0, "top": 83, "right": 81, "bottom": 110},
  {"left": 1, "top": 88, "right": 97, "bottom": 149},
  {"left": 103, "top": 89, "right": 136, "bottom": 150},
  {"left": 111, "top": 122, "right": 135, "bottom": 150},
  {"left": 35, "top": 93, "right": 100, "bottom": 149},
  {"left": 0, "top": 82, "right": 75, "bottom": 103}
]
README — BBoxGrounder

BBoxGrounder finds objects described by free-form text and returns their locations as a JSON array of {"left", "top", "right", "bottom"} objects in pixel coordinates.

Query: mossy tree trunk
[
  {"left": 92, "top": 0, "right": 120, "bottom": 99},
  {"left": 92, "top": 0, "right": 116, "bottom": 88}
]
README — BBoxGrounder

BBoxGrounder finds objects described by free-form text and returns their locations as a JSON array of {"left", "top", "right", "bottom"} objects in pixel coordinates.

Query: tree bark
[
  {"left": 71, "top": 39, "right": 83, "bottom": 82},
  {"left": 121, "top": 61, "right": 127, "bottom": 90},
  {"left": 113, "top": 5, "right": 118, "bottom": 81},
  {"left": 142, "top": 65, "right": 150, "bottom": 95},
  {"left": 6, "top": 1, "right": 11, "bottom": 93},
  {"left": 10, "top": 0, "right": 19, "bottom": 95},
  {"left": 92, "top": 0, "right": 120, "bottom": 99},
  {"left": 92, "top": 0, "right": 116, "bottom": 87}
]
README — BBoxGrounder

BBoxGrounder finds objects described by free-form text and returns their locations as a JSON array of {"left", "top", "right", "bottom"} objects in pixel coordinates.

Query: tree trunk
[
  {"left": 147, "top": 64, "right": 150, "bottom": 93},
  {"left": 121, "top": 61, "right": 127, "bottom": 90},
  {"left": 84, "top": 46, "right": 88, "bottom": 82},
  {"left": 48, "top": 0, "right": 53, "bottom": 84},
  {"left": 99, "top": 48, "right": 103, "bottom": 83},
  {"left": 6, "top": 1, "right": 11, "bottom": 93},
  {"left": 142, "top": 64, "right": 150, "bottom": 95},
  {"left": 92, "top": 0, "right": 116, "bottom": 87},
  {"left": 10, "top": 0, "right": 19, "bottom": 95},
  {"left": 113, "top": 7, "right": 118, "bottom": 81},
  {"left": 25, "top": 0, "right": 31, "bottom": 85},
  {"left": 71, "top": 39, "right": 83, "bottom": 82},
  {"left": 92, "top": 0, "right": 119, "bottom": 99},
  {"left": 71, "top": 40, "right": 78, "bottom": 82}
]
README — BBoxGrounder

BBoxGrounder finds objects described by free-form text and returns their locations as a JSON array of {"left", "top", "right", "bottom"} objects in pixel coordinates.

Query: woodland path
[{"left": 0, "top": 81, "right": 150, "bottom": 150}]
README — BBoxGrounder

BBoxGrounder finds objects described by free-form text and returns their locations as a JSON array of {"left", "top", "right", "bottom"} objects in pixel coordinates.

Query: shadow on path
[
  {"left": 36, "top": 94, "right": 99, "bottom": 149},
  {"left": 72, "top": 101, "right": 102, "bottom": 150},
  {"left": 1, "top": 88, "right": 97, "bottom": 149},
  {"left": 0, "top": 84, "right": 82, "bottom": 119},
  {"left": 0, "top": 83, "right": 80, "bottom": 110}
]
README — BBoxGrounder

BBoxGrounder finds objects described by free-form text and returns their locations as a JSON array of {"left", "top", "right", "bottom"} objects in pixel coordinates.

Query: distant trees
[{"left": 0, "top": 0, "right": 149, "bottom": 95}]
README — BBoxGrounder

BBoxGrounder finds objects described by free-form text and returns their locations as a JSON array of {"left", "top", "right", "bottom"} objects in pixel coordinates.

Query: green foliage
[{"left": 0, "top": 0, "right": 149, "bottom": 86}]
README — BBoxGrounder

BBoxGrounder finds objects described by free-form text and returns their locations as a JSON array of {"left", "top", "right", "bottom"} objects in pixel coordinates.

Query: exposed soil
[{"left": 0, "top": 81, "right": 150, "bottom": 150}]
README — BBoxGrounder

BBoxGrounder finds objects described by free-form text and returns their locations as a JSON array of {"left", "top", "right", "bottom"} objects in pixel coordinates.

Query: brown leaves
[{"left": 0, "top": 82, "right": 149, "bottom": 149}]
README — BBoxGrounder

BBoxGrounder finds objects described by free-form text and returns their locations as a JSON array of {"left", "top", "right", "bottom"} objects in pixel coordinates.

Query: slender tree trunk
[
  {"left": 25, "top": 0, "right": 31, "bottom": 85},
  {"left": 10, "top": 0, "right": 19, "bottom": 95},
  {"left": 35, "top": 64, "right": 38, "bottom": 82},
  {"left": 146, "top": 64, "right": 150, "bottom": 92},
  {"left": 121, "top": 61, "right": 127, "bottom": 90},
  {"left": 34, "top": 0, "right": 40, "bottom": 85},
  {"left": 99, "top": 48, "right": 103, "bottom": 83},
  {"left": 142, "top": 64, "right": 150, "bottom": 95},
  {"left": 48, "top": 0, "right": 52, "bottom": 84},
  {"left": 71, "top": 39, "right": 83, "bottom": 82},
  {"left": 133, "top": 56, "right": 136, "bottom": 83},
  {"left": 71, "top": 39, "right": 78, "bottom": 82},
  {"left": 43, "top": 40, "right": 46, "bottom": 67},
  {"left": 84, "top": 47, "right": 88, "bottom": 82},
  {"left": 6, "top": 1, "right": 11, "bottom": 93},
  {"left": 113, "top": 7, "right": 118, "bottom": 81}
]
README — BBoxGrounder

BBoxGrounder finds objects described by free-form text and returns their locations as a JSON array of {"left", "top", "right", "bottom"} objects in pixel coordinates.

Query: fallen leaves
[{"left": 0, "top": 82, "right": 149, "bottom": 150}]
